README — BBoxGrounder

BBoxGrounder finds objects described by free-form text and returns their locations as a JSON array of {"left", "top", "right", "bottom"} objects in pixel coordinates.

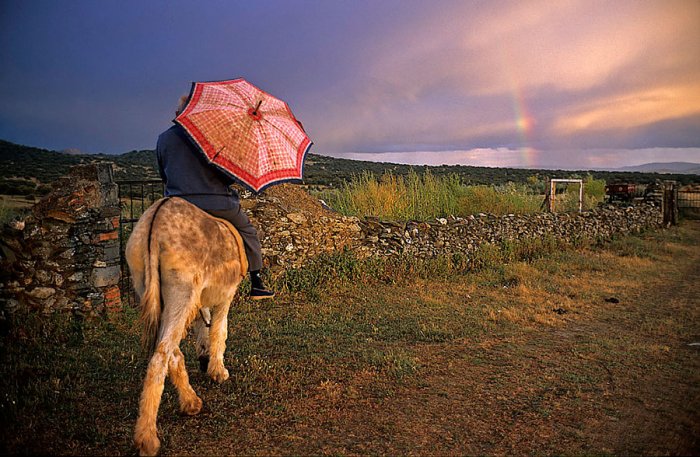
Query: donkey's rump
[{"left": 126, "top": 197, "right": 247, "bottom": 287}]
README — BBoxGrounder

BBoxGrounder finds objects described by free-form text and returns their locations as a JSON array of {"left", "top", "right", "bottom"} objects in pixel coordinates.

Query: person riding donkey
[
  {"left": 156, "top": 95, "right": 274, "bottom": 299},
  {"left": 131, "top": 80, "right": 310, "bottom": 456}
]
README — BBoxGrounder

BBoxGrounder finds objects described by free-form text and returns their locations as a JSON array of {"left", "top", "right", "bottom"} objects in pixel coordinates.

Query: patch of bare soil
[
  {"left": 187, "top": 223, "right": 700, "bottom": 456},
  {"left": 239, "top": 183, "right": 328, "bottom": 218}
]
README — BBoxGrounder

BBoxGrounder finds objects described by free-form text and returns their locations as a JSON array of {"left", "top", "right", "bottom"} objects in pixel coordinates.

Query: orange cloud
[{"left": 554, "top": 83, "right": 700, "bottom": 133}]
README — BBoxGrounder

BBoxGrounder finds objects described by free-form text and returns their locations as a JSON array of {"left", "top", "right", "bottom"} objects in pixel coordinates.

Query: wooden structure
[
  {"left": 548, "top": 179, "right": 583, "bottom": 213},
  {"left": 662, "top": 180, "right": 679, "bottom": 226}
]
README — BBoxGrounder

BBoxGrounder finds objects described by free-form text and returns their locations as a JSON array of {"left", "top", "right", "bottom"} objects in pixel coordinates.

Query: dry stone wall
[
  {"left": 0, "top": 164, "right": 121, "bottom": 318},
  {"left": 246, "top": 184, "right": 662, "bottom": 277}
]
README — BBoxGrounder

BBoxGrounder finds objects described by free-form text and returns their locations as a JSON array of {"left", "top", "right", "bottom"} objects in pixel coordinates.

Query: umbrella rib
[
  {"left": 225, "top": 102, "right": 248, "bottom": 110},
  {"left": 228, "top": 85, "right": 256, "bottom": 107},
  {"left": 256, "top": 121, "right": 295, "bottom": 172},
  {"left": 224, "top": 118, "right": 258, "bottom": 173},
  {"left": 212, "top": 146, "right": 226, "bottom": 160},
  {"left": 257, "top": 122, "right": 272, "bottom": 172},
  {"left": 209, "top": 83, "right": 252, "bottom": 106},
  {"left": 260, "top": 116, "right": 304, "bottom": 150}
]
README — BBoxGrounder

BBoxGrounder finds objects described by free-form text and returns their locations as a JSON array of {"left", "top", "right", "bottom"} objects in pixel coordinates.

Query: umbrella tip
[{"left": 249, "top": 100, "right": 264, "bottom": 120}]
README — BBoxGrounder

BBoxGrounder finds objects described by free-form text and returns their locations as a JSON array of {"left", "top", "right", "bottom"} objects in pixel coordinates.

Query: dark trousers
[{"left": 206, "top": 206, "right": 263, "bottom": 272}]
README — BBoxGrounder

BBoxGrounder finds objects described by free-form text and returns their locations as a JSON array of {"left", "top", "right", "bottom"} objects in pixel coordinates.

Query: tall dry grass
[
  {"left": 320, "top": 171, "right": 606, "bottom": 221},
  {"left": 321, "top": 170, "right": 462, "bottom": 220},
  {"left": 459, "top": 182, "right": 541, "bottom": 215}
]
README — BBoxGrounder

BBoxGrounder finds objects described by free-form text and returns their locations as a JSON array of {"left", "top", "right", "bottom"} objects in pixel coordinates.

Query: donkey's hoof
[
  {"left": 209, "top": 366, "right": 229, "bottom": 383},
  {"left": 180, "top": 395, "right": 203, "bottom": 416},
  {"left": 135, "top": 430, "right": 160, "bottom": 456},
  {"left": 198, "top": 355, "right": 210, "bottom": 373}
]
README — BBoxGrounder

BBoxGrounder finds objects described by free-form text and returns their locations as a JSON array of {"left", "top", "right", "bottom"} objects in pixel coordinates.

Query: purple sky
[{"left": 1, "top": 0, "right": 698, "bottom": 169}]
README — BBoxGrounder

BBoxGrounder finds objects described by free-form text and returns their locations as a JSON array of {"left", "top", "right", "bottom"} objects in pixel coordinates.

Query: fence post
[
  {"left": 549, "top": 180, "right": 555, "bottom": 212},
  {"left": 116, "top": 179, "right": 165, "bottom": 306},
  {"left": 662, "top": 180, "right": 678, "bottom": 226}
]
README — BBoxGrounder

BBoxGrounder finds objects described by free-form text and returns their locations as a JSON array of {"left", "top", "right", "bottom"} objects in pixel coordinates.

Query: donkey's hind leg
[
  {"left": 207, "top": 300, "right": 232, "bottom": 383},
  {"left": 134, "top": 340, "right": 168, "bottom": 456},
  {"left": 134, "top": 284, "right": 195, "bottom": 456},
  {"left": 168, "top": 346, "right": 202, "bottom": 415}
]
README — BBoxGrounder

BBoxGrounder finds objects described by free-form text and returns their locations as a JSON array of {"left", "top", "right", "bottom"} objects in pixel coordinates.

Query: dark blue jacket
[{"left": 156, "top": 125, "right": 239, "bottom": 210}]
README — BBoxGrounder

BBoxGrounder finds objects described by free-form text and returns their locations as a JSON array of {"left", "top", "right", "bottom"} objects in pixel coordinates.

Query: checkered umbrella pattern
[{"left": 175, "top": 78, "right": 312, "bottom": 193}]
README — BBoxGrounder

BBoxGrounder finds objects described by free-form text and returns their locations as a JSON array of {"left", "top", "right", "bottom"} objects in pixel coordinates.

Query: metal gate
[
  {"left": 679, "top": 184, "right": 700, "bottom": 220},
  {"left": 117, "top": 179, "right": 164, "bottom": 306}
]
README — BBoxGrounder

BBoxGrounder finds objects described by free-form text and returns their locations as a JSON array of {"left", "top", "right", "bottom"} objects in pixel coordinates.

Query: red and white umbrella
[{"left": 175, "top": 78, "right": 312, "bottom": 193}]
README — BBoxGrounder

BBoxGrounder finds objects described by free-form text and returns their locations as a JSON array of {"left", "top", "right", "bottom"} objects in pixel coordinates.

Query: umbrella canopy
[{"left": 174, "top": 78, "right": 312, "bottom": 193}]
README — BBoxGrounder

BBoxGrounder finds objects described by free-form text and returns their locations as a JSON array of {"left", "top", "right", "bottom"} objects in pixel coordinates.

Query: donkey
[{"left": 125, "top": 196, "right": 248, "bottom": 456}]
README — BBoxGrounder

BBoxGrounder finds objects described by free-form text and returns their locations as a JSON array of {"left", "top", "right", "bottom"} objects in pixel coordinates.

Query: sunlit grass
[
  {"left": 318, "top": 171, "right": 606, "bottom": 220},
  {"left": 0, "top": 202, "right": 17, "bottom": 225},
  {"left": 0, "top": 196, "right": 34, "bottom": 225},
  {"left": 459, "top": 183, "right": 542, "bottom": 215},
  {"left": 319, "top": 170, "right": 462, "bottom": 220}
]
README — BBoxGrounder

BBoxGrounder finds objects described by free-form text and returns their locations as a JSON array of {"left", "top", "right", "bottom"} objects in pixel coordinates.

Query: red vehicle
[{"left": 605, "top": 182, "right": 647, "bottom": 202}]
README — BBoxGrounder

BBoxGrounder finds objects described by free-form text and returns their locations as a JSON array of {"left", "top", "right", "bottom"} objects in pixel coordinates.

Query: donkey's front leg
[{"left": 207, "top": 302, "right": 231, "bottom": 383}]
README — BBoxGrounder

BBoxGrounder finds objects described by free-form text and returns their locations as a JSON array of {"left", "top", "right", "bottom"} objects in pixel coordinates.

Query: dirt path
[{"left": 190, "top": 223, "right": 700, "bottom": 456}]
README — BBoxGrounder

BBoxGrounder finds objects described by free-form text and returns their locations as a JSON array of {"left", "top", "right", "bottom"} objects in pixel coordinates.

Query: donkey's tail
[{"left": 139, "top": 197, "right": 171, "bottom": 353}]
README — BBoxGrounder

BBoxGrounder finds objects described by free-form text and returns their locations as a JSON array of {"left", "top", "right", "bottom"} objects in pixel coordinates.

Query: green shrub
[
  {"left": 0, "top": 203, "right": 20, "bottom": 226},
  {"left": 584, "top": 174, "right": 606, "bottom": 201}
]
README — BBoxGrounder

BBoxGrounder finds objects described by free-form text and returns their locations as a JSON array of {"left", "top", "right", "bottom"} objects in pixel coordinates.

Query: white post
[
  {"left": 549, "top": 179, "right": 583, "bottom": 213},
  {"left": 549, "top": 179, "right": 556, "bottom": 212}
]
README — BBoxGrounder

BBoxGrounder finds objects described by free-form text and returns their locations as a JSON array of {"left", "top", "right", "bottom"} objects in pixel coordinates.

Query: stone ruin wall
[
  {"left": 1, "top": 164, "right": 121, "bottom": 318},
  {"left": 0, "top": 164, "right": 663, "bottom": 317}
]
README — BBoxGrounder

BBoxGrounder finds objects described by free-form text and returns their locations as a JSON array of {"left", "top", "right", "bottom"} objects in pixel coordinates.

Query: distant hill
[
  {"left": 0, "top": 139, "right": 159, "bottom": 196},
  {"left": 0, "top": 138, "right": 698, "bottom": 197},
  {"left": 618, "top": 162, "right": 700, "bottom": 175}
]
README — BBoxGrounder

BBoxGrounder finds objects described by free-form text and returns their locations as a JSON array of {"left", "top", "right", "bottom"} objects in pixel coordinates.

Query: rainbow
[
  {"left": 501, "top": 47, "right": 539, "bottom": 168},
  {"left": 510, "top": 84, "right": 539, "bottom": 168}
]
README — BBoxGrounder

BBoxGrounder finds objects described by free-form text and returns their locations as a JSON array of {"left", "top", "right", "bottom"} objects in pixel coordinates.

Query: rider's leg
[{"left": 206, "top": 206, "right": 275, "bottom": 300}]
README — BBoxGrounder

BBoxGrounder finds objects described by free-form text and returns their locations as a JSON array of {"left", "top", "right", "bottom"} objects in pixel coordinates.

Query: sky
[{"left": 1, "top": 0, "right": 699, "bottom": 170}]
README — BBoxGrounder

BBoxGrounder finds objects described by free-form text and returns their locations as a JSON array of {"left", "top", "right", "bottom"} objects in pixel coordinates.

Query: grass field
[{"left": 1, "top": 221, "right": 698, "bottom": 455}]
